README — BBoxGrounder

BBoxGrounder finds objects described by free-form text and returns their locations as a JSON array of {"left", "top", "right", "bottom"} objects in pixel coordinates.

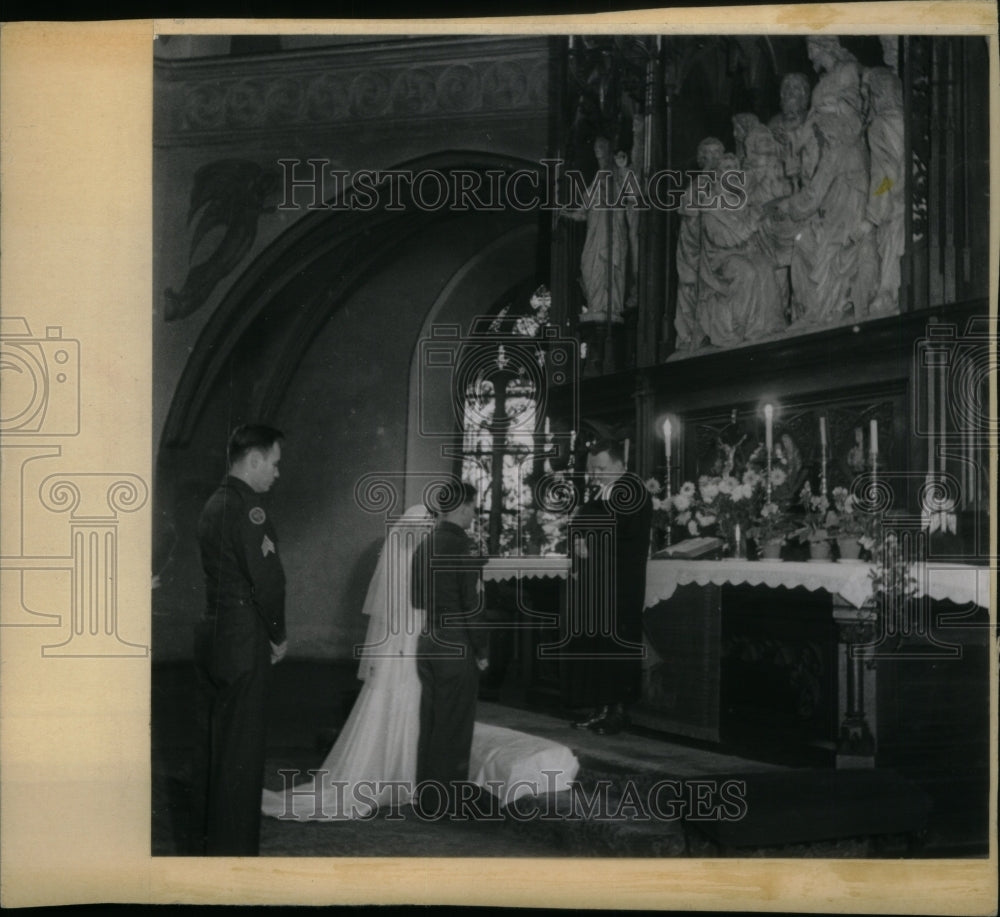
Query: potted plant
[
  {"left": 798, "top": 481, "right": 836, "bottom": 561},
  {"left": 748, "top": 500, "right": 796, "bottom": 559},
  {"left": 829, "top": 486, "right": 868, "bottom": 560},
  {"left": 745, "top": 439, "right": 805, "bottom": 560}
]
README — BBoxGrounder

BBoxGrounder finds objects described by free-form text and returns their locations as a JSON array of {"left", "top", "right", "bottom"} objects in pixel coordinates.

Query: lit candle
[
  {"left": 764, "top": 404, "right": 774, "bottom": 453},
  {"left": 661, "top": 419, "right": 672, "bottom": 497},
  {"left": 870, "top": 419, "right": 878, "bottom": 457}
]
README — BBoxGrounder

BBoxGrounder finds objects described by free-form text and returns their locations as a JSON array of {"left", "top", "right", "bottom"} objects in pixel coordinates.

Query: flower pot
[
  {"left": 837, "top": 536, "right": 862, "bottom": 561},
  {"left": 760, "top": 540, "right": 783, "bottom": 560},
  {"left": 808, "top": 540, "right": 833, "bottom": 562}
]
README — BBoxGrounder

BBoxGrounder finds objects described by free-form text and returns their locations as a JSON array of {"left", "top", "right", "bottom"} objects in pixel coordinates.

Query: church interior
[{"left": 151, "top": 31, "right": 992, "bottom": 858}]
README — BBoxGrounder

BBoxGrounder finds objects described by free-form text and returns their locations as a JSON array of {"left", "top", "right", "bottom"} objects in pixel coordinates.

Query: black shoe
[
  {"left": 571, "top": 706, "right": 608, "bottom": 729},
  {"left": 592, "top": 710, "right": 625, "bottom": 735}
]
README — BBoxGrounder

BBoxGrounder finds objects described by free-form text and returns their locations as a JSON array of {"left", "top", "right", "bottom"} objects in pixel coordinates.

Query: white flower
[
  {"left": 718, "top": 476, "right": 736, "bottom": 495},
  {"left": 672, "top": 493, "right": 691, "bottom": 512},
  {"left": 769, "top": 467, "right": 787, "bottom": 487},
  {"left": 687, "top": 519, "right": 700, "bottom": 535},
  {"left": 680, "top": 481, "right": 696, "bottom": 497},
  {"left": 645, "top": 477, "right": 663, "bottom": 495}
]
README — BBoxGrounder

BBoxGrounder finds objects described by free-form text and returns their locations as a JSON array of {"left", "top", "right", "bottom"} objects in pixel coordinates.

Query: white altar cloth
[
  {"left": 643, "top": 559, "right": 991, "bottom": 611},
  {"left": 483, "top": 555, "right": 570, "bottom": 582}
]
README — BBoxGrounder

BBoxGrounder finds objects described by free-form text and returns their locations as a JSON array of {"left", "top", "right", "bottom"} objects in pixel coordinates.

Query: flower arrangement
[
  {"left": 646, "top": 477, "right": 697, "bottom": 539},
  {"left": 828, "top": 484, "right": 883, "bottom": 557},
  {"left": 829, "top": 486, "right": 865, "bottom": 536},
  {"left": 647, "top": 432, "right": 814, "bottom": 558},
  {"left": 797, "top": 481, "right": 836, "bottom": 543},
  {"left": 746, "top": 437, "right": 806, "bottom": 550}
]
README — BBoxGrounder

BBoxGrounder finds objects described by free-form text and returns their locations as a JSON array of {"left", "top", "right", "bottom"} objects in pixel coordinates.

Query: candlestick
[
  {"left": 662, "top": 418, "right": 672, "bottom": 498},
  {"left": 763, "top": 405, "right": 774, "bottom": 502},
  {"left": 819, "top": 416, "right": 828, "bottom": 496}
]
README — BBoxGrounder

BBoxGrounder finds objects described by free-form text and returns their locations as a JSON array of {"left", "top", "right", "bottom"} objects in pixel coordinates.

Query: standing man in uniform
[
  {"left": 194, "top": 424, "right": 287, "bottom": 855},
  {"left": 410, "top": 482, "right": 489, "bottom": 814},
  {"left": 566, "top": 439, "right": 652, "bottom": 735}
]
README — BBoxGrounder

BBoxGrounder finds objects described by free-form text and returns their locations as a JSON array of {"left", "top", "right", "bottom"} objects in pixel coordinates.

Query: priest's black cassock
[{"left": 564, "top": 479, "right": 653, "bottom": 709}]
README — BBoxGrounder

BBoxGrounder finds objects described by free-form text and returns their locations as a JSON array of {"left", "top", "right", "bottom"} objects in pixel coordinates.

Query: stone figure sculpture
[
  {"left": 771, "top": 36, "right": 877, "bottom": 326},
  {"left": 768, "top": 73, "right": 811, "bottom": 191},
  {"left": 674, "top": 136, "right": 724, "bottom": 350},
  {"left": 697, "top": 153, "right": 786, "bottom": 347},
  {"left": 563, "top": 136, "right": 630, "bottom": 326},
  {"left": 862, "top": 66, "right": 905, "bottom": 315}
]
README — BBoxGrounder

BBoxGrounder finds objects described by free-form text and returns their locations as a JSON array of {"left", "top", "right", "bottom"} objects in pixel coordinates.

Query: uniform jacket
[
  {"left": 197, "top": 475, "right": 286, "bottom": 679},
  {"left": 410, "top": 520, "right": 487, "bottom": 655}
]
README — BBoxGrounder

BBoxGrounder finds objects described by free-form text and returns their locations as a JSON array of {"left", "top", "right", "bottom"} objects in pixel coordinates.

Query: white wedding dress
[{"left": 261, "top": 506, "right": 578, "bottom": 821}]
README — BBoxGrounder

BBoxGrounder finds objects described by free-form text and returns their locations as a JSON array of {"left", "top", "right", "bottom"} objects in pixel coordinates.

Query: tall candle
[
  {"left": 764, "top": 404, "right": 774, "bottom": 453},
  {"left": 544, "top": 416, "right": 551, "bottom": 438},
  {"left": 661, "top": 419, "right": 672, "bottom": 497},
  {"left": 623, "top": 438, "right": 630, "bottom": 467},
  {"left": 870, "top": 419, "right": 878, "bottom": 457},
  {"left": 819, "top": 415, "right": 828, "bottom": 496}
]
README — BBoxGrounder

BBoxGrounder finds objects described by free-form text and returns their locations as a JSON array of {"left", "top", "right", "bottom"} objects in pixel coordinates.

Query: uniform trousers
[
  {"left": 415, "top": 632, "right": 479, "bottom": 812},
  {"left": 193, "top": 617, "right": 271, "bottom": 855}
]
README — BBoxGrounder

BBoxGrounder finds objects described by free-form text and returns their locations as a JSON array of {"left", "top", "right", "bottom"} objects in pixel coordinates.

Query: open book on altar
[{"left": 652, "top": 536, "right": 725, "bottom": 560}]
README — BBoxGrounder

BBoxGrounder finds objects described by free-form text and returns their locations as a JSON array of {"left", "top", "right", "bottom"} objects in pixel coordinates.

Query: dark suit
[
  {"left": 565, "top": 477, "right": 652, "bottom": 708},
  {"left": 410, "top": 520, "right": 486, "bottom": 809},
  {"left": 193, "top": 475, "right": 285, "bottom": 855}
]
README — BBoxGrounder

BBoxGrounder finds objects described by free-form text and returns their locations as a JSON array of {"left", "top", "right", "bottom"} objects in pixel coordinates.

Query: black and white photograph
[
  {"left": 150, "top": 24, "right": 993, "bottom": 860},
  {"left": 1, "top": 6, "right": 997, "bottom": 911}
]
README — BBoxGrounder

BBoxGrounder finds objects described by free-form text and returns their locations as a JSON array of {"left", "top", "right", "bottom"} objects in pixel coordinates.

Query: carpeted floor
[{"left": 151, "top": 660, "right": 980, "bottom": 858}]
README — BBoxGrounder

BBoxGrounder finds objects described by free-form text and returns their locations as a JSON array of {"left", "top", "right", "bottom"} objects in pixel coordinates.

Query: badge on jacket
[
  {"left": 249, "top": 506, "right": 266, "bottom": 525},
  {"left": 262, "top": 534, "right": 276, "bottom": 557}
]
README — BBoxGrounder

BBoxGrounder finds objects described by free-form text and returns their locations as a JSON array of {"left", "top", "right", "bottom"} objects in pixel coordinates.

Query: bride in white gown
[{"left": 261, "top": 505, "right": 578, "bottom": 821}]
